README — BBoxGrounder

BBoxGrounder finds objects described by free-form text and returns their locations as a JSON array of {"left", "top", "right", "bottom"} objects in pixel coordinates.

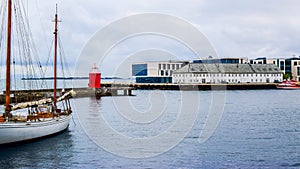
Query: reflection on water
[
  {"left": 0, "top": 90, "right": 299, "bottom": 168},
  {"left": 0, "top": 130, "right": 73, "bottom": 168}
]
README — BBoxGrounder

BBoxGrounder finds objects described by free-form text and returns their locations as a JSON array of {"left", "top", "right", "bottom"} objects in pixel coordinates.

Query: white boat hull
[{"left": 0, "top": 115, "right": 71, "bottom": 145}]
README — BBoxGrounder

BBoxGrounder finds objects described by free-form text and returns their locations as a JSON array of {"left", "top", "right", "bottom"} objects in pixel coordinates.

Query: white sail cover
[
  {"left": 11, "top": 90, "right": 76, "bottom": 111},
  {"left": 12, "top": 98, "right": 52, "bottom": 111},
  {"left": 57, "top": 90, "right": 76, "bottom": 102}
]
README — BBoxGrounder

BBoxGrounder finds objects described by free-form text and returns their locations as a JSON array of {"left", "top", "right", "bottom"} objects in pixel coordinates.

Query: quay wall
[
  {"left": 0, "top": 83, "right": 278, "bottom": 104},
  {"left": 102, "top": 82, "right": 278, "bottom": 90}
]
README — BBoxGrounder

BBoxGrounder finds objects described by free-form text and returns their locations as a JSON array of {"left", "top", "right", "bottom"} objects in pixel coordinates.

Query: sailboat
[{"left": 0, "top": 1, "right": 75, "bottom": 145}]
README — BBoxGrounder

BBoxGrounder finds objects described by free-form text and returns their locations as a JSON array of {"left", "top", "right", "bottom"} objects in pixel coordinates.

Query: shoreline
[
  {"left": 102, "top": 82, "right": 278, "bottom": 90},
  {"left": 0, "top": 83, "right": 280, "bottom": 104}
]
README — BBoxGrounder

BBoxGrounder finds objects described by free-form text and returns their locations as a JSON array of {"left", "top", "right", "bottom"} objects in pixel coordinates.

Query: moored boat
[
  {"left": 276, "top": 80, "right": 300, "bottom": 89},
  {"left": 0, "top": 1, "right": 75, "bottom": 145}
]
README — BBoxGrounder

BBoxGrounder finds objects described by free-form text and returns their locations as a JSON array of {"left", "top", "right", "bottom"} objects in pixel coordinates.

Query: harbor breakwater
[
  {"left": 103, "top": 82, "right": 278, "bottom": 90},
  {"left": 0, "top": 83, "right": 278, "bottom": 104}
]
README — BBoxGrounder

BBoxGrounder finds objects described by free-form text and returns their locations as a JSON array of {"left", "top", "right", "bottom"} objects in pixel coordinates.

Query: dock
[
  {"left": 0, "top": 83, "right": 278, "bottom": 104},
  {"left": 129, "top": 83, "right": 278, "bottom": 90},
  {"left": 0, "top": 86, "right": 135, "bottom": 105}
]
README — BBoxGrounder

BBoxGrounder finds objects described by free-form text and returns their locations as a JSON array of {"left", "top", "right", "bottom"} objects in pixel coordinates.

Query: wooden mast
[
  {"left": 53, "top": 4, "right": 58, "bottom": 109},
  {"left": 5, "top": 0, "right": 12, "bottom": 116}
]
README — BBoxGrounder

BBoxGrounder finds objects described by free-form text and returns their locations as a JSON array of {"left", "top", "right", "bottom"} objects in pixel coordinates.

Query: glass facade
[
  {"left": 192, "top": 58, "right": 241, "bottom": 64},
  {"left": 280, "top": 61, "right": 285, "bottom": 70},
  {"left": 285, "top": 60, "right": 292, "bottom": 74},
  {"left": 132, "top": 64, "right": 148, "bottom": 76},
  {"left": 136, "top": 77, "right": 172, "bottom": 83}
]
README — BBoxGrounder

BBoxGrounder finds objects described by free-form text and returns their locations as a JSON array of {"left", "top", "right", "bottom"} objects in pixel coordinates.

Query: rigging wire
[
  {"left": 12, "top": 0, "right": 47, "bottom": 91},
  {"left": 58, "top": 35, "right": 72, "bottom": 88},
  {"left": 0, "top": 0, "right": 8, "bottom": 85},
  {"left": 19, "top": 0, "right": 46, "bottom": 88},
  {"left": 35, "top": 0, "right": 51, "bottom": 55},
  {"left": 1, "top": 0, "right": 71, "bottom": 93}
]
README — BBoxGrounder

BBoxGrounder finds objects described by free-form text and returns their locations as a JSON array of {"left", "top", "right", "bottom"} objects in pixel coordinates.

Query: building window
[
  {"left": 159, "top": 64, "right": 161, "bottom": 69},
  {"left": 294, "top": 62, "right": 297, "bottom": 66},
  {"left": 161, "top": 70, "right": 164, "bottom": 76},
  {"left": 167, "top": 64, "right": 170, "bottom": 69},
  {"left": 280, "top": 61, "right": 285, "bottom": 70},
  {"left": 172, "top": 64, "right": 175, "bottom": 70},
  {"left": 132, "top": 64, "right": 148, "bottom": 76}
]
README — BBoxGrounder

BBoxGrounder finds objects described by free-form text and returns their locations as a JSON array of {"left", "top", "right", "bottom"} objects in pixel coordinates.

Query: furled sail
[
  {"left": 12, "top": 98, "right": 53, "bottom": 111},
  {"left": 57, "top": 90, "right": 76, "bottom": 102},
  {"left": 11, "top": 90, "right": 76, "bottom": 111}
]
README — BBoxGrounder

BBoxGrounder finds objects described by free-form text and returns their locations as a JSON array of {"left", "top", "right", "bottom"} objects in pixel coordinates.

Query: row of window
[
  {"left": 160, "top": 70, "right": 173, "bottom": 76},
  {"left": 293, "top": 61, "right": 300, "bottom": 66},
  {"left": 174, "top": 78, "right": 279, "bottom": 84},
  {"left": 173, "top": 73, "right": 282, "bottom": 78},
  {"left": 158, "top": 64, "right": 183, "bottom": 70}
]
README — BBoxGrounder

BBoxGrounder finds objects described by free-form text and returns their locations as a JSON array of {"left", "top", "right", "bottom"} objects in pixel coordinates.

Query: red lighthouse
[{"left": 88, "top": 64, "right": 101, "bottom": 88}]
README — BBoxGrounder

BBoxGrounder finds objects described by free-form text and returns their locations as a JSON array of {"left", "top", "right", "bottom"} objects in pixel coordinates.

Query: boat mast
[
  {"left": 5, "top": 0, "right": 12, "bottom": 115},
  {"left": 53, "top": 4, "right": 58, "bottom": 109}
]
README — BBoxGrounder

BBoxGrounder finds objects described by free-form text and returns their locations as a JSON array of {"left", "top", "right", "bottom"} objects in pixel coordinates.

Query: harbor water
[{"left": 0, "top": 89, "right": 299, "bottom": 168}]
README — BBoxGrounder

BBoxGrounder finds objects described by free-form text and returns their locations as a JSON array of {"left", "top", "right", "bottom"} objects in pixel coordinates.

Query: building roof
[
  {"left": 251, "top": 64, "right": 280, "bottom": 73},
  {"left": 173, "top": 63, "right": 282, "bottom": 74}
]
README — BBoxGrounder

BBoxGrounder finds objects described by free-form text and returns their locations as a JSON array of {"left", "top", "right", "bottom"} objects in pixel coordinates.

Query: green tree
[{"left": 283, "top": 73, "right": 292, "bottom": 80}]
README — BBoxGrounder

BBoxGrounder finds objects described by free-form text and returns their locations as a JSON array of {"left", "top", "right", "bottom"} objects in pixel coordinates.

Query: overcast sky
[{"left": 8, "top": 0, "right": 300, "bottom": 77}]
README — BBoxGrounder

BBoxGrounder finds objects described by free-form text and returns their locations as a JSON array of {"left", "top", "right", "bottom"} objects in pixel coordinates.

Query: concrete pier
[
  {"left": 131, "top": 83, "right": 278, "bottom": 90},
  {"left": 0, "top": 86, "right": 135, "bottom": 104},
  {"left": 0, "top": 82, "right": 278, "bottom": 104}
]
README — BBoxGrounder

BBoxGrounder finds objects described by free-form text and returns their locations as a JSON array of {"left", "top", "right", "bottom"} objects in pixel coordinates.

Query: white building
[
  {"left": 286, "top": 58, "right": 300, "bottom": 81},
  {"left": 250, "top": 57, "right": 286, "bottom": 72},
  {"left": 132, "top": 61, "right": 188, "bottom": 83},
  {"left": 172, "top": 63, "right": 283, "bottom": 84}
]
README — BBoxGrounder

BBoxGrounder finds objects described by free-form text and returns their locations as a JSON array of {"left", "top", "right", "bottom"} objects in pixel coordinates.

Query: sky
[{"left": 4, "top": 0, "right": 300, "bottom": 77}]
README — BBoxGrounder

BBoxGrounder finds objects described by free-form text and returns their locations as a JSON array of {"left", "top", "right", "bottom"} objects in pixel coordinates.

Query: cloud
[{"left": 3, "top": 0, "right": 300, "bottom": 77}]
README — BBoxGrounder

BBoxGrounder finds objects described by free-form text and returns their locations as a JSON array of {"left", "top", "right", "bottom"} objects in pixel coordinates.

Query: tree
[{"left": 283, "top": 73, "right": 292, "bottom": 80}]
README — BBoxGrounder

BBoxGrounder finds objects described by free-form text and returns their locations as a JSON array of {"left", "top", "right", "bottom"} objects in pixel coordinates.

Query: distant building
[
  {"left": 172, "top": 63, "right": 283, "bottom": 84},
  {"left": 285, "top": 58, "right": 300, "bottom": 81},
  {"left": 250, "top": 57, "right": 286, "bottom": 72},
  {"left": 132, "top": 61, "right": 188, "bottom": 83},
  {"left": 192, "top": 57, "right": 249, "bottom": 64},
  {"left": 250, "top": 57, "right": 300, "bottom": 81}
]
